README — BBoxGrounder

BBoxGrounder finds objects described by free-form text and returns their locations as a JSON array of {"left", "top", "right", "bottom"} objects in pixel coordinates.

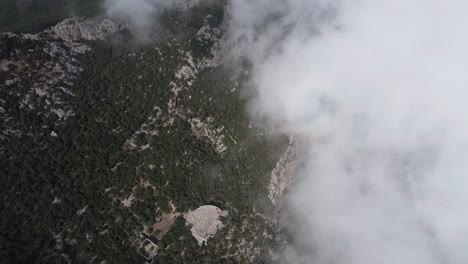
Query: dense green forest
[{"left": 0, "top": 1, "right": 287, "bottom": 263}]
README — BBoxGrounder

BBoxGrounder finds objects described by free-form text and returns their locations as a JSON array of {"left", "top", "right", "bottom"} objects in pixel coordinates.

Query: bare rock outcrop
[
  {"left": 268, "top": 136, "right": 304, "bottom": 206},
  {"left": 184, "top": 205, "right": 228, "bottom": 246},
  {"left": 46, "top": 18, "right": 126, "bottom": 44},
  {"left": 0, "top": 18, "right": 126, "bottom": 141}
]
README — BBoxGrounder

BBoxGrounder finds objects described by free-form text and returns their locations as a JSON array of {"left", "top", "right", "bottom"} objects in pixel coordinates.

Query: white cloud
[
  {"left": 102, "top": 0, "right": 192, "bottom": 39},
  {"left": 228, "top": 0, "right": 468, "bottom": 263}
]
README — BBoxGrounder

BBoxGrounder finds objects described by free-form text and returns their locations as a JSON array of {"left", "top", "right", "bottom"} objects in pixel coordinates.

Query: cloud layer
[
  {"left": 227, "top": 0, "right": 468, "bottom": 263},
  {"left": 103, "top": 0, "right": 192, "bottom": 39}
]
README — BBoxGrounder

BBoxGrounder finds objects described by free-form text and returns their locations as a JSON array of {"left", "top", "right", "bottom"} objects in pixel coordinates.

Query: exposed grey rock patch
[
  {"left": 46, "top": 18, "right": 127, "bottom": 46},
  {"left": 0, "top": 32, "right": 82, "bottom": 134},
  {"left": 76, "top": 205, "right": 88, "bottom": 216},
  {"left": 0, "top": 18, "right": 126, "bottom": 141},
  {"left": 268, "top": 136, "right": 304, "bottom": 206},
  {"left": 189, "top": 117, "right": 228, "bottom": 154},
  {"left": 184, "top": 205, "right": 228, "bottom": 246}
]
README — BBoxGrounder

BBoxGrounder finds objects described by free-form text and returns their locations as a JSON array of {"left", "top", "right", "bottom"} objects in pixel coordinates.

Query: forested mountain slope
[{"left": 0, "top": 1, "right": 291, "bottom": 263}]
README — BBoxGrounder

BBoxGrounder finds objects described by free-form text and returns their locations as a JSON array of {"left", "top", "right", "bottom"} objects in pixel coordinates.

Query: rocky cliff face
[
  {"left": 268, "top": 136, "right": 303, "bottom": 206},
  {"left": 45, "top": 18, "right": 126, "bottom": 44},
  {"left": 0, "top": 33, "right": 81, "bottom": 139},
  {"left": 0, "top": 18, "right": 125, "bottom": 141}
]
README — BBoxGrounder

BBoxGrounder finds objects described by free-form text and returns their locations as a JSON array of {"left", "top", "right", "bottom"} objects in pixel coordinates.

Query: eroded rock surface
[
  {"left": 0, "top": 18, "right": 125, "bottom": 141},
  {"left": 184, "top": 205, "right": 228, "bottom": 246},
  {"left": 46, "top": 18, "right": 126, "bottom": 44},
  {"left": 268, "top": 136, "right": 303, "bottom": 205},
  {"left": 0, "top": 32, "right": 82, "bottom": 138}
]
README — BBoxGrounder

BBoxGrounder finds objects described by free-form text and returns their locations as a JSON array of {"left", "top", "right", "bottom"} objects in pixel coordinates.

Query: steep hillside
[{"left": 0, "top": 2, "right": 290, "bottom": 263}]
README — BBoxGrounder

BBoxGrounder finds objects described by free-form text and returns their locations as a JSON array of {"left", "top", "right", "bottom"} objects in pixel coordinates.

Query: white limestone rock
[{"left": 184, "top": 205, "right": 228, "bottom": 246}]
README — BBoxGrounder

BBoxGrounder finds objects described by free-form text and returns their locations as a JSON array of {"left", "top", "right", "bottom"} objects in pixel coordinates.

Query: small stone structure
[{"left": 136, "top": 238, "right": 158, "bottom": 260}]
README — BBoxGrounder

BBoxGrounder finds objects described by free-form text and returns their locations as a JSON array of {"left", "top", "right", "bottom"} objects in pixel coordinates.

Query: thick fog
[
  {"left": 103, "top": 0, "right": 191, "bottom": 38},
  {"left": 228, "top": 0, "right": 468, "bottom": 263},
  {"left": 102, "top": 0, "right": 164, "bottom": 38}
]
